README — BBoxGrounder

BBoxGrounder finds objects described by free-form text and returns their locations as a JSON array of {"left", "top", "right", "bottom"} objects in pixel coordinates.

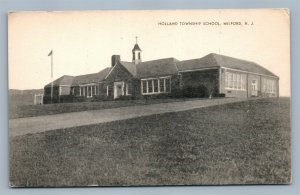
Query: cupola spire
[{"left": 132, "top": 36, "right": 142, "bottom": 64}]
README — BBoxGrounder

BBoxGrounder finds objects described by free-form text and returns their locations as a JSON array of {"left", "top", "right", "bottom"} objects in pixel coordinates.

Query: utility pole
[{"left": 48, "top": 50, "right": 53, "bottom": 103}]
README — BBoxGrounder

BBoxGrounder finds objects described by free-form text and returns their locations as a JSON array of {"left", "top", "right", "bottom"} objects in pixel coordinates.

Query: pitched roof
[
  {"left": 45, "top": 53, "right": 278, "bottom": 88},
  {"left": 132, "top": 43, "right": 141, "bottom": 51},
  {"left": 45, "top": 75, "right": 74, "bottom": 87},
  {"left": 177, "top": 53, "right": 278, "bottom": 77},
  {"left": 136, "top": 58, "right": 179, "bottom": 78},
  {"left": 72, "top": 67, "right": 111, "bottom": 85},
  {"left": 119, "top": 61, "right": 137, "bottom": 76}
]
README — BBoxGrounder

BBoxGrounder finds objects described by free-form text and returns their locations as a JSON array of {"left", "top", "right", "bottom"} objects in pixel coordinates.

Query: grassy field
[
  {"left": 9, "top": 98, "right": 291, "bottom": 186},
  {"left": 9, "top": 97, "right": 195, "bottom": 119}
]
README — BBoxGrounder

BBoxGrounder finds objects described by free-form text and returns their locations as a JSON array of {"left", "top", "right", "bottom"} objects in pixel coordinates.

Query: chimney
[{"left": 111, "top": 55, "right": 121, "bottom": 67}]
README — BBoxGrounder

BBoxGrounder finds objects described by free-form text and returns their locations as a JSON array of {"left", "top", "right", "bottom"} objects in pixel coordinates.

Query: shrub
[{"left": 182, "top": 85, "right": 209, "bottom": 98}]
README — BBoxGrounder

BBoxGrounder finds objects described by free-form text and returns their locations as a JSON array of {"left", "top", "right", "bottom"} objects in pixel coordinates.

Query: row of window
[
  {"left": 141, "top": 77, "right": 171, "bottom": 94},
  {"left": 225, "top": 72, "right": 247, "bottom": 90},
  {"left": 71, "top": 75, "right": 275, "bottom": 96},
  {"left": 262, "top": 78, "right": 276, "bottom": 93},
  {"left": 71, "top": 85, "right": 99, "bottom": 97},
  {"left": 71, "top": 83, "right": 131, "bottom": 97}
]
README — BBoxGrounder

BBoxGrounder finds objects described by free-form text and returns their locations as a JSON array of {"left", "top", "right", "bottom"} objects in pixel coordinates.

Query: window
[
  {"left": 142, "top": 80, "right": 147, "bottom": 93},
  {"left": 148, "top": 80, "right": 153, "bottom": 93},
  {"left": 225, "top": 71, "right": 246, "bottom": 91},
  {"left": 225, "top": 72, "right": 228, "bottom": 88},
  {"left": 141, "top": 77, "right": 171, "bottom": 95},
  {"left": 79, "top": 84, "right": 98, "bottom": 97},
  {"left": 153, "top": 79, "right": 159, "bottom": 92},
  {"left": 237, "top": 74, "right": 241, "bottom": 89},
  {"left": 159, "top": 78, "right": 165, "bottom": 92},
  {"left": 262, "top": 78, "right": 276, "bottom": 93},
  {"left": 233, "top": 73, "right": 237, "bottom": 89},
  {"left": 126, "top": 83, "right": 131, "bottom": 95},
  {"left": 228, "top": 72, "right": 233, "bottom": 88}
]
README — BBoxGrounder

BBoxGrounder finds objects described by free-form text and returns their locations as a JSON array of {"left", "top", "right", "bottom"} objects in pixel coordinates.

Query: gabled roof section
[
  {"left": 136, "top": 58, "right": 179, "bottom": 78},
  {"left": 176, "top": 54, "right": 219, "bottom": 71},
  {"left": 177, "top": 53, "right": 278, "bottom": 77},
  {"left": 45, "top": 75, "right": 74, "bottom": 87},
  {"left": 132, "top": 43, "right": 141, "bottom": 51},
  {"left": 119, "top": 61, "right": 137, "bottom": 76},
  {"left": 72, "top": 67, "right": 111, "bottom": 85},
  {"left": 211, "top": 53, "right": 278, "bottom": 77}
]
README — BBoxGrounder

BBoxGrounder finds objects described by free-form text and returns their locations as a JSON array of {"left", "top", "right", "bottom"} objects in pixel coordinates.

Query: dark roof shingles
[
  {"left": 132, "top": 44, "right": 142, "bottom": 51},
  {"left": 136, "top": 58, "right": 179, "bottom": 78},
  {"left": 72, "top": 67, "right": 111, "bottom": 85},
  {"left": 119, "top": 61, "right": 137, "bottom": 76},
  {"left": 177, "top": 53, "right": 278, "bottom": 77},
  {"left": 45, "top": 75, "right": 74, "bottom": 87},
  {"left": 46, "top": 53, "right": 277, "bottom": 88}
]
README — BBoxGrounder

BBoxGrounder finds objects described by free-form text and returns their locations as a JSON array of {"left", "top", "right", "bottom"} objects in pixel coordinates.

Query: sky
[{"left": 8, "top": 9, "right": 290, "bottom": 96}]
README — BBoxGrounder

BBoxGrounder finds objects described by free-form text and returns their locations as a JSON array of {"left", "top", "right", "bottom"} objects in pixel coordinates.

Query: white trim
[
  {"left": 158, "top": 79, "right": 160, "bottom": 92},
  {"left": 114, "top": 81, "right": 125, "bottom": 99},
  {"left": 58, "top": 85, "right": 70, "bottom": 87},
  {"left": 47, "top": 84, "right": 70, "bottom": 87},
  {"left": 78, "top": 83, "right": 97, "bottom": 86},
  {"left": 251, "top": 79, "right": 258, "bottom": 96},
  {"left": 225, "top": 71, "right": 247, "bottom": 91},
  {"left": 179, "top": 66, "right": 278, "bottom": 79},
  {"left": 126, "top": 83, "right": 131, "bottom": 95},
  {"left": 261, "top": 77, "right": 276, "bottom": 94},
  {"left": 105, "top": 63, "right": 117, "bottom": 79},
  {"left": 106, "top": 85, "right": 109, "bottom": 96},
  {"left": 146, "top": 80, "right": 149, "bottom": 93},
  {"left": 141, "top": 76, "right": 171, "bottom": 95},
  {"left": 141, "top": 76, "right": 171, "bottom": 80},
  {"left": 178, "top": 67, "right": 219, "bottom": 73},
  {"left": 222, "top": 67, "right": 279, "bottom": 79}
]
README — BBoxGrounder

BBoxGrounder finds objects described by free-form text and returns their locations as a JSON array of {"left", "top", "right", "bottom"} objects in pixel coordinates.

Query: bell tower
[{"left": 132, "top": 36, "right": 142, "bottom": 64}]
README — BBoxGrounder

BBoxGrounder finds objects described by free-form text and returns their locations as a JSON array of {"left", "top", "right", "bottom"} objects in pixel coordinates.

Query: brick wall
[{"left": 220, "top": 68, "right": 279, "bottom": 98}]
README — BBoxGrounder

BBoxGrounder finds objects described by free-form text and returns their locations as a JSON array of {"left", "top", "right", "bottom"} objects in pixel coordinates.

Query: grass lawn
[
  {"left": 9, "top": 98, "right": 195, "bottom": 119},
  {"left": 9, "top": 98, "right": 291, "bottom": 186}
]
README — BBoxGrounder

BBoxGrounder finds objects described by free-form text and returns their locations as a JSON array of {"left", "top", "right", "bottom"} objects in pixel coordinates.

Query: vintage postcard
[{"left": 8, "top": 9, "right": 291, "bottom": 187}]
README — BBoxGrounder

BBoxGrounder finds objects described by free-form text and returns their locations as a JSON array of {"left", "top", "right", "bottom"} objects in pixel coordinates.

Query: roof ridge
[
  {"left": 211, "top": 53, "right": 277, "bottom": 75},
  {"left": 207, "top": 53, "right": 221, "bottom": 66},
  {"left": 210, "top": 53, "right": 259, "bottom": 66},
  {"left": 120, "top": 61, "right": 134, "bottom": 64},
  {"left": 141, "top": 57, "right": 179, "bottom": 63},
  {"left": 61, "top": 75, "right": 74, "bottom": 77}
]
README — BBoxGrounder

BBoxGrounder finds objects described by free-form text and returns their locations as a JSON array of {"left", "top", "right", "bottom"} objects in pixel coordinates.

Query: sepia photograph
[{"left": 8, "top": 9, "right": 291, "bottom": 187}]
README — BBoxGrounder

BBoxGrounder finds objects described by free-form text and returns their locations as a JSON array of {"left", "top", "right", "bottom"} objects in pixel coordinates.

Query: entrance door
[
  {"left": 251, "top": 79, "right": 258, "bottom": 96},
  {"left": 114, "top": 82, "right": 124, "bottom": 99}
]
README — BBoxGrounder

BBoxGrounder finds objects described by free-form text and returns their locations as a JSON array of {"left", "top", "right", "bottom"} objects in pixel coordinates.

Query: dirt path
[{"left": 9, "top": 98, "right": 246, "bottom": 137}]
